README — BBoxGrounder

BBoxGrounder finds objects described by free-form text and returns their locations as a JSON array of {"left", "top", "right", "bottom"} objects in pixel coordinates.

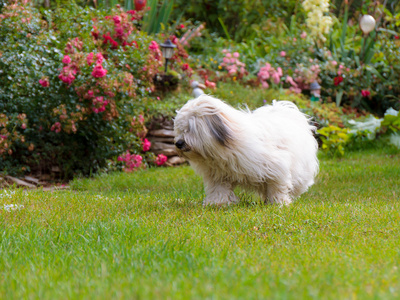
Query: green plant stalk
[
  {"left": 218, "top": 17, "right": 231, "bottom": 41},
  {"left": 340, "top": 3, "right": 349, "bottom": 54}
]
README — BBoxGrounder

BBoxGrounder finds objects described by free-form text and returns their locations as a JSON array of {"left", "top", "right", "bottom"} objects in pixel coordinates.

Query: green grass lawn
[{"left": 1, "top": 146, "right": 400, "bottom": 299}]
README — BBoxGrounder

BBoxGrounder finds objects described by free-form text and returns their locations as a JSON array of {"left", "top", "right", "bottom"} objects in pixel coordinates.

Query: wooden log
[
  {"left": 148, "top": 129, "right": 174, "bottom": 137},
  {"left": 166, "top": 156, "right": 186, "bottom": 166},
  {"left": 147, "top": 136, "right": 175, "bottom": 143},
  {"left": 5, "top": 176, "right": 36, "bottom": 188},
  {"left": 151, "top": 142, "right": 176, "bottom": 151},
  {"left": 153, "top": 148, "right": 178, "bottom": 156}
]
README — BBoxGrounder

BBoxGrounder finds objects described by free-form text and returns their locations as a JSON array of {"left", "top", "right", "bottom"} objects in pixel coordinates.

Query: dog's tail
[
  {"left": 272, "top": 100, "right": 300, "bottom": 111},
  {"left": 272, "top": 100, "right": 317, "bottom": 132}
]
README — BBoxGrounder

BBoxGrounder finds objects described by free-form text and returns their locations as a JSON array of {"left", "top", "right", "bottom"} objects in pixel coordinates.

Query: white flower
[
  {"left": 302, "top": 0, "right": 333, "bottom": 42},
  {"left": 389, "top": 133, "right": 400, "bottom": 149},
  {"left": 3, "top": 204, "right": 24, "bottom": 212}
]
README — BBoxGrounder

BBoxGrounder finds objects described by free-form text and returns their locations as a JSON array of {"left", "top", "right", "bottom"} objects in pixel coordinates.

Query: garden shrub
[{"left": 0, "top": 0, "right": 180, "bottom": 177}]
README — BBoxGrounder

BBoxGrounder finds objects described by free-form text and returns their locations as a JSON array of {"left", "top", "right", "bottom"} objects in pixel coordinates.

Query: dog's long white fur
[{"left": 174, "top": 95, "right": 319, "bottom": 205}]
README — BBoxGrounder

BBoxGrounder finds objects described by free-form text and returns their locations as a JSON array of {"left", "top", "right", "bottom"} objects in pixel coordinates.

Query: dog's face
[{"left": 174, "top": 96, "right": 234, "bottom": 159}]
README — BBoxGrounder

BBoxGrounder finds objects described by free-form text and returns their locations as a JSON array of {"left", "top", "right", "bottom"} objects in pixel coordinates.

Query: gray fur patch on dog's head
[{"left": 204, "top": 114, "right": 232, "bottom": 147}]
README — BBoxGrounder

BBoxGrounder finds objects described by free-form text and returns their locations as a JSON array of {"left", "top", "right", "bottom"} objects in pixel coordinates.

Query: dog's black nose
[{"left": 175, "top": 140, "right": 185, "bottom": 149}]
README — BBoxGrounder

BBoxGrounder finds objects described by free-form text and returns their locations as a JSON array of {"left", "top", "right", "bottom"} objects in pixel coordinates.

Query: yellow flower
[
  {"left": 218, "top": 66, "right": 222, "bottom": 69},
  {"left": 233, "top": 77, "right": 237, "bottom": 81}
]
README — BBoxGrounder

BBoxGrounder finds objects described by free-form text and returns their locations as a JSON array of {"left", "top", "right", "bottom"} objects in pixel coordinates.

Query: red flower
[
  {"left": 181, "top": 63, "right": 189, "bottom": 71},
  {"left": 334, "top": 76, "right": 343, "bottom": 86},
  {"left": 103, "top": 34, "right": 119, "bottom": 49},
  {"left": 91, "top": 26, "right": 99, "bottom": 39},
  {"left": 135, "top": 0, "right": 147, "bottom": 11},
  {"left": 361, "top": 90, "right": 370, "bottom": 97},
  {"left": 395, "top": 36, "right": 399, "bottom": 39},
  {"left": 179, "top": 24, "right": 185, "bottom": 29}
]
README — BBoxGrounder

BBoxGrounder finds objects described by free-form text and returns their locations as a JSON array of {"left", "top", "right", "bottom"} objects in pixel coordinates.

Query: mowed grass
[{"left": 1, "top": 147, "right": 400, "bottom": 299}]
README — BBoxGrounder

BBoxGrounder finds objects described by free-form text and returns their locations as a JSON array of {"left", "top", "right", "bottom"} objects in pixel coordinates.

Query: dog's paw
[
  {"left": 203, "top": 191, "right": 239, "bottom": 206},
  {"left": 264, "top": 193, "right": 293, "bottom": 206}
]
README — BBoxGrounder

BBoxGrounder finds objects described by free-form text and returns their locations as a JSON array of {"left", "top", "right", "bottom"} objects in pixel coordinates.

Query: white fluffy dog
[{"left": 174, "top": 95, "right": 319, "bottom": 206}]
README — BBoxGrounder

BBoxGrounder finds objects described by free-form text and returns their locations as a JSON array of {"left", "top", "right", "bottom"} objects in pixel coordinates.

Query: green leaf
[{"left": 336, "top": 89, "right": 344, "bottom": 107}]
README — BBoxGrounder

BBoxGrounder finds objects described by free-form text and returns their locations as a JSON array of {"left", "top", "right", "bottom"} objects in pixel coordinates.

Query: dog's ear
[{"left": 204, "top": 114, "right": 232, "bottom": 147}]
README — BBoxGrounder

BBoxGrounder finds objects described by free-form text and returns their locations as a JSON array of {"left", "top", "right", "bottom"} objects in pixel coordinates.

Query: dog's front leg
[
  {"left": 203, "top": 179, "right": 238, "bottom": 206},
  {"left": 264, "top": 182, "right": 293, "bottom": 206}
]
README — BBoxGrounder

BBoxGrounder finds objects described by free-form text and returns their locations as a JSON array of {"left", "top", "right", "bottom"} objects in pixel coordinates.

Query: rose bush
[{"left": 0, "top": 1, "right": 172, "bottom": 177}]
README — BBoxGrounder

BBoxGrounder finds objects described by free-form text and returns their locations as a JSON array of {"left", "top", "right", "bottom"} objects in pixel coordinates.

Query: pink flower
[
  {"left": 155, "top": 154, "right": 167, "bottom": 166},
  {"left": 205, "top": 79, "right": 216, "bottom": 89},
  {"left": 142, "top": 138, "right": 151, "bottom": 152},
  {"left": 112, "top": 15, "right": 121, "bottom": 25},
  {"left": 92, "top": 64, "right": 107, "bottom": 78},
  {"left": 51, "top": 122, "right": 62, "bottom": 133},
  {"left": 179, "top": 24, "right": 185, "bottom": 29},
  {"left": 86, "top": 90, "right": 94, "bottom": 99},
  {"left": 286, "top": 75, "right": 296, "bottom": 86},
  {"left": 127, "top": 154, "right": 143, "bottom": 170},
  {"left": 331, "top": 60, "right": 338, "bottom": 66},
  {"left": 277, "top": 67, "right": 283, "bottom": 77},
  {"left": 58, "top": 67, "right": 76, "bottom": 85},
  {"left": 149, "top": 41, "right": 159, "bottom": 51},
  {"left": 118, "top": 151, "right": 143, "bottom": 172},
  {"left": 138, "top": 115, "right": 144, "bottom": 124},
  {"left": 233, "top": 52, "right": 240, "bottom": 58},
  {"left": 228, "top": 68, "right": 237, "bottom": 75},
  {"left": 62, "top": 55, "right": 71, "bottom": 64},
  {"left": 361, "top": 90, "right": 371, "bottom": 97},
  {"left": 271, "top": 72, "right": 281, "bottom": 84},
  {"left": 87, "top": 52, "right": 94, "bottom": 65},
  {"left": 92, "top": 96, "right": 108, "bottom": 113},
  {"left": 261, "top": 81, "right": 269, "bottom": 89},
  {"left": 96, "top": 53, "right": 104, "bottom": 64},
  {"left": 300, "top": 31, "right": 307, "bottom": 39},
  {"left": 280, "top": 51, "right": 286, "bottom": 57},
  {"left": 39, "top": 78, "right": 49, "bottom": 87},
  {"left": 21, "top": 123, "right": 27, "bottom": 129}
]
